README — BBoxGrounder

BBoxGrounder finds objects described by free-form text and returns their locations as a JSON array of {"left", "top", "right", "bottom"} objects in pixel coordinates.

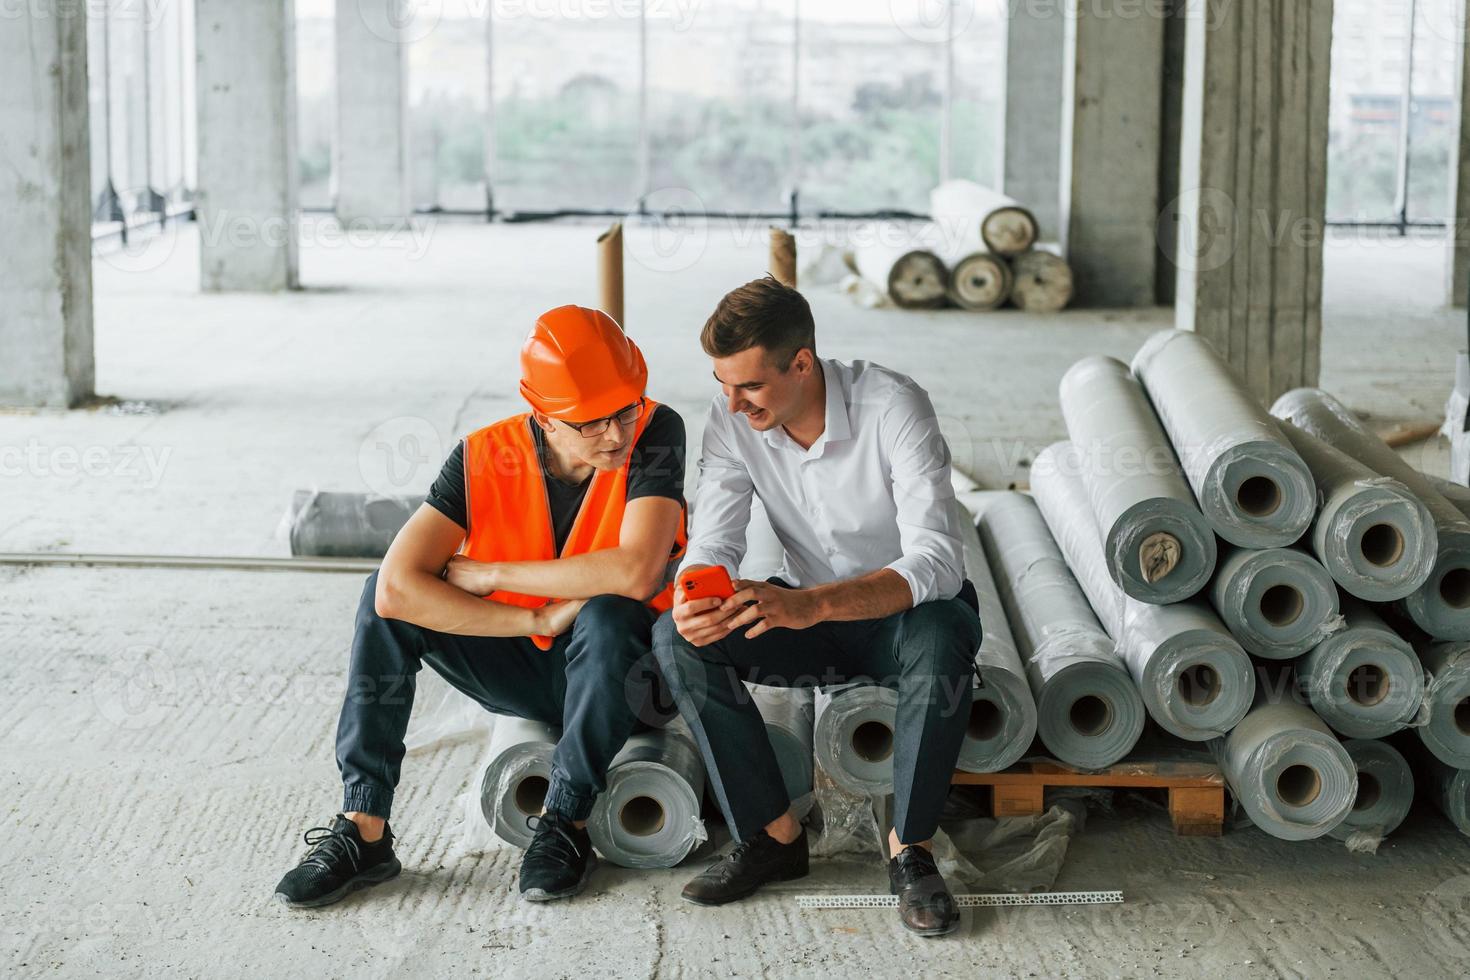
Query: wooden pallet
[{"left": 951, "top": 758, "right": 1226, "bottom": 837}]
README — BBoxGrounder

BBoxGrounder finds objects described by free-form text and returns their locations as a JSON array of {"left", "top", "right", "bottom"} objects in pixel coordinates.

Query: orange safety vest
[{"left": 460, "top": 399, "right": 687, "bottom": 649}]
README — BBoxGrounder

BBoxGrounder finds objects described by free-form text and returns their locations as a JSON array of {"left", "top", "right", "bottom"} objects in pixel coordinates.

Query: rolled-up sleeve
[
  {"left": 879, "top": 383, "right": 965, "bottom": 605},
  {"left": 679, "top": 400, "right": 754, "bottom": 576}
]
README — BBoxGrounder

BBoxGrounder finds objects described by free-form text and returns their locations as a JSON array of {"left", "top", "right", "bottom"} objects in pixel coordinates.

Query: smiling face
[{"left": 712, "top": 346, "right": 816, "bottom": 432}]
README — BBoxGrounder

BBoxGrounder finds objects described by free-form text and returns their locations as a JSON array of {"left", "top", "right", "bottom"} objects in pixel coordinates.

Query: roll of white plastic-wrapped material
[
  {"left": 1424, "top": 752, "right": 1470, "bottom": 835},
  {"left": 1295, "top": 599, "right": 1425, "bottom": 739},
  {"left": 1217, "top": 692, "right": 1357, "bottom": 841},
  {"left": 1329, "top": 739, "right": 1414, "bottom": 844},
  {"left": 929, "top": 178, "right": 1039, "bottom": 257},
  {"left": 478, "top": 716, "right": 560, "bottom": 850},
  {"left": 1415, "top": 640, "right": 1470, "bottom": 768},
  {"left": 1208, "top": 544, "right": 1342, "bottom": 659},
  {"left": 975, "top": 490, "right": 1145, "bottom": 769},
  {"left": 1059, "top": 355, "right": 1217, "bottom": 604},
  {"left": 1280, "top": 422, "right": 1437, "bottom": 602},
  {"left": 1272, "top": 387, "right": 1470, "bottom": 640},
  {"left": 1131, "top": 330, "right": 1315, "bottom": 550},
  {"left": 814, "top": 684, "right": 899, "bottom": 797},
  {"left": 748, "top": 684, "right": 815, "bottom": 810},
  {"left": 953, "top": 499, "right": 1038, "bottom": 772},
  {"left": 587, "top": 726, "right": 707, "bottom": 869},
  {"left": 1031, "top": 442, "right": 1253, "bottom": 741}
]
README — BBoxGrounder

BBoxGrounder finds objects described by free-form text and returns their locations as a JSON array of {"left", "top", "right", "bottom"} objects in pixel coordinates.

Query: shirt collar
[{"left": 760, "top": 358, "right": 852, "bottom": 454}]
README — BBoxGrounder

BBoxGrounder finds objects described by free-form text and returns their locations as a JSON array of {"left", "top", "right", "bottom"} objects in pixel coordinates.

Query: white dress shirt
[{"left": 681, "top": 358, "right": 966, "bottom": 606}]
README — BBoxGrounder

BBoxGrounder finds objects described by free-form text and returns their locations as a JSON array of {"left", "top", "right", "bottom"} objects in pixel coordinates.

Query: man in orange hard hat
[{"left": 274, "top": 306, "right": 687, "bottom": 908}]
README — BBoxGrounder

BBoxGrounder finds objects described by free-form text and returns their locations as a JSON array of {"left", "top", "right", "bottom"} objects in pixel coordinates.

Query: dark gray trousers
[
  {"left": 335, "top": 572, "right": 664, "bottom": 823},
  {"left": 652, "top": 581, "right": 981, "bottom": 845}
]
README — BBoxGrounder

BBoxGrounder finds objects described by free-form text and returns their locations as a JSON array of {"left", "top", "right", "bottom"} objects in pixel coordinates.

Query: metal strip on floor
[{"left": 795, "top": 890, "right": 1123, "bottom": 909}]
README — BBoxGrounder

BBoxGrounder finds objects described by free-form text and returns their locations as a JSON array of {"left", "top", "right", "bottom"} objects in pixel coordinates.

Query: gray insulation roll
[
  {"left": 1058, "top": 355, "right": 1217, "bottom": 604},
  {"left": 813, "top": 684, "right": 899, "bottom": 796},
  {"left": 955, "top": 501, "right": 1038, "bottom": 772},
  {"left": 1272, "top": 387, "right": 1470, "bottom": 640},
  {"left": 287, "top": 490, "right": 421, "bottom": 558},
  {"left": 747, "top": 684, "right": 815, "bottom": 806},
  {"left": 1425, "top": 754, "right": 1470, "bottom": 835},
  {"left": 1218, "top": 694, "right": 1357, "bottom": 841},
  {"left": 1130, "top": 331, "right": 1315, "bottom": 549},
  {"left": 1415, "top": 640, "right": 1470, "bottom": 768},
  {"left": 1032, "top": 443, "right": 1253, "bottom": 741},
  {"left": 975, "top": 491, "right": 1145, "bottom": 769},
  {"left": 479, "top": 716, "right": 560, "bottom": 849},
  {"left": 1427, "top": 472, "right": 1470, "bottom": 519},
  {"left": 587, "top": 727, "right": 706, "bottom": 869},
  {"left": 1280, "top": 422, "right": 1437, "bottom": 602},
  {"left": 1295, "top": 599, "right": 1425, "bottom": 738},
  {"left": 1208, "top": 544, "right": 1342, "bottom": 659},
  {"left": 1329, "top": 739, "right": 1414, "bottom": 842}
]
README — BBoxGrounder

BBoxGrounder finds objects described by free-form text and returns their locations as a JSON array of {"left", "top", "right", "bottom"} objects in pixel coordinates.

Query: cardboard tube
[
  {"left": 597, "top": 222, "right": 624, "bottom": 328},
  {"left": 769, "top": 227, "right": 797, "bottom": 288}
]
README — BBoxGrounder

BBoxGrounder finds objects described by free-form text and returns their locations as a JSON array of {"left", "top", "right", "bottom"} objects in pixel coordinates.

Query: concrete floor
[{"left": 4, "top": 220, "right": 1470, "bottom": 977}]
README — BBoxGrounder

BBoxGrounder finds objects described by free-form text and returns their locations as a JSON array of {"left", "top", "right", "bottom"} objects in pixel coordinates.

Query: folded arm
[
  {"left": 446, "top": 495, "right": 684, "bottom": 601},
  {"left": 373, "top": 504, "right": 575, "bottom": 637}
]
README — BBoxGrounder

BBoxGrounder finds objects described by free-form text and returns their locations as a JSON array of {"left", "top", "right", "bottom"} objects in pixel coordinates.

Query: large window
[{"left": 1328, "top": 0, "right": 1459, "bottom": 227}]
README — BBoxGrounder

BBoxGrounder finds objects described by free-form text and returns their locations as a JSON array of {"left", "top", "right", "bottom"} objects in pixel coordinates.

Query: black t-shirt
[{"left": 426, "top": 404, "right": 686, "bottom": 553}]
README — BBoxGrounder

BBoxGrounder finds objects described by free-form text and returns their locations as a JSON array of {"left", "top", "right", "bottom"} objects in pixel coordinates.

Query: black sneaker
[
  {"left": 888, "top": 845, "right": 959, "bottom": 937},
  {"left": 274, "top": 814, "right": 401, "bottom": 909},
  {"left": 519, "top": 812, "right": 596, "bottom": 902},
  {"left": 681, "top": 829, "right": 809, "bottom": 906}
]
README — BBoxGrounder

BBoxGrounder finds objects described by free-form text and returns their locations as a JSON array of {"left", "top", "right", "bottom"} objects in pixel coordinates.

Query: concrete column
[
  {"left": 334, "top": 0, "right": 411, "bottom": 226},
  {"left": 1174, "top": 0, "right": 1332, "bottom": 404},
  {"left": 195, "top": 0, "right": 298, "bottom": 291},
  {"left": 1155, "top": 0, "right": 1187, "bottom": 305},
  {"left": 0, "top": 3, "right": 94, "bottom": 407},
  {"left": 1449, "top": 18, "right": 1470, "bottom": 309},
  {"left": 999, "top": 1, "right": 1066, "bottom": 240},
  {"left": 1059, "top": 0, "right": 1165, "bottom": 307}
]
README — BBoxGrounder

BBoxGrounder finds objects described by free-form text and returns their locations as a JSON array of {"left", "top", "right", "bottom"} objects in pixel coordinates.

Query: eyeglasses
[{"left": 560, "top": 398, "right": 645, "bottom": 438}]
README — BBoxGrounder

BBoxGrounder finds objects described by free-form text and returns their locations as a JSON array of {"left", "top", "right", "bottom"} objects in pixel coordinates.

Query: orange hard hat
[{"left": 519, "top": 306, "right": 648, "bottom": 421}]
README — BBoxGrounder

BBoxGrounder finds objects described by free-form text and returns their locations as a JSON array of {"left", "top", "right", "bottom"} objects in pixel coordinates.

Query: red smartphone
[{"left": 681, "top": 566, "right": 735, "bottom": 602}]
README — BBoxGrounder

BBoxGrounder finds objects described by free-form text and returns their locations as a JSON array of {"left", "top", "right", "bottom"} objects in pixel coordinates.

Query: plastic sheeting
[
  {"left": 1208, "top": 544, "right": 1342, "bottom": 659},
  {"left": 1414, "top": 640, "right": 1470, "bottom": 768},
  {"left": 1059, "top": 355, "right": 1217, "bottom": 604},
  {"left": 1272, "top": 387, "right": 1470, "bottom": 640},
  {"left": 477, "top": 716, "right": 559, "bottom": 850},
  {"left": 929, "top": 179, "right": 1038, "bottom": 257},
  {"left": 974, "top": 491, "right": 1145, "bottom": 769},
  {"left": 1280, "top": 422, "right": 1437, "bottom": 602},
  {"left": 954, "top": 500, "right": 1038, "bottom": 772},
  {"left": 1295, "top": 599, "right": 1425, "bottom": 739},
  {"left": 285, "top": 489, "right": 420, "bottom": 558},
  {"left": 1329, "top": 738, "right": 1414, "bottom": 851},
  {"left": 586, "top": 726, "right": 707, "bottom": 869},
  {"left": 1425, "top": 752, "right": 1470, "bottom": 835},
  {"left": 1131, "top": 330, "right": 1315, "bottom": 549},
  {"left": 1217, "top": 689, "right": 1357, "bottom": 841},
  {"left": 1032, "top": 442, "right": 1253, "bottom": 741},
  {"left": 748, "top": 684, "right": 816, "bottom": 817},
  {"left": 813, "top": 684, "right": 899, "bottom": 797}
]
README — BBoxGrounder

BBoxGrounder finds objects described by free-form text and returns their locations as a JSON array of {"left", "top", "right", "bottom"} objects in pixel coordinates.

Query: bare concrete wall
[
  {"left": 1174, "top": 0, "right": 1332, "bottom": 404},
  {"left": 195, "top": 0, "right": 299, "bottom": 292},
  {"left": 334, "top": 0, "right": 411, "bottom": 227},
  {"left": 1001, "top": 1, "right": 1066, "bottom": 241},
  {"left": 0, "top": 3, "right": 95, "bottom": 407}
]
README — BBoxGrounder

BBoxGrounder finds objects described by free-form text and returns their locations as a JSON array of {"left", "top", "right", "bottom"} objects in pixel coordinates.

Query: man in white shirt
[{"left": 652, "top": 276, "right": 983, "bottom": 937}]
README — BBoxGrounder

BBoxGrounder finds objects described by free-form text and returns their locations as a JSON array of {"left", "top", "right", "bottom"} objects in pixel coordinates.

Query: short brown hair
[{"left": 701, "top": 276, "right": 816, "bottom": 369}]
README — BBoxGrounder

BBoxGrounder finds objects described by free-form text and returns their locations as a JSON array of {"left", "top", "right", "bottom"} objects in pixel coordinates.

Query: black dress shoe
[
  {"left": 888, "top": 845, "right": 959, "bottom": 937},
  {"left": 681, "top": 830, "right": 809, "bottom": 906}
]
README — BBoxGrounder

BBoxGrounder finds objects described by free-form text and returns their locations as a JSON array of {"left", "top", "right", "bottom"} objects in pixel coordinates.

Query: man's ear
[
  {"left": 791, "top": 348, "right": 815, "bottom": 376},
  {"left": 531, "top": 410, "right": 555, "bottom": 433}
]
